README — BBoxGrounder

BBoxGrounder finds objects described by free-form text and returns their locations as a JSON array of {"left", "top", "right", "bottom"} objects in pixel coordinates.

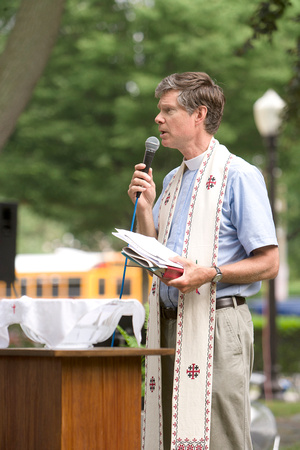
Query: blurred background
[{"left": 0, "top": 0, "right": 300, "bottom": 448}]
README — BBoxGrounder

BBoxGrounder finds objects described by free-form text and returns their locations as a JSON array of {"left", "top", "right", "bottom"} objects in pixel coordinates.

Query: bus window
[
  {"left": 98, "top": 279, "right": 105, "bottom": 295},
  {"left": 5, "top": 283, "right": 11, "bottom": 297},
  {"left": 117, "top": 279, "right": 131, "bottom": 296},
  {"left": 21, "top": 279, "right": 27, "bottom": 296},
  {"left": 52, "top": 278, "right": 59, "bottom": 297},
  {"left": 68, "top": 278, "right": 81, "bottom": 297},
  {"left": 36, "top": 279, "right": 43, "bottom": 297}
]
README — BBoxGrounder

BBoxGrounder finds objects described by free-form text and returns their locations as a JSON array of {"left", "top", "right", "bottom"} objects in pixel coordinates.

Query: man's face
[{"left": 155, "top": 90, "right": 197, "bottom": 151}]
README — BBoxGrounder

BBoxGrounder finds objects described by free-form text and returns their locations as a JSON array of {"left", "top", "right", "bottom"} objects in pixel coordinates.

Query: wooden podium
[{"left": 0, "top": 347, "right": 173, "bottom": 450}]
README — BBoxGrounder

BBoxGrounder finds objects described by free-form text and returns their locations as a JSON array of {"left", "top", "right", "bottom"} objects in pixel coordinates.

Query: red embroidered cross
[
  {"left": 206, "top": 175, "right": 216, "bottom": 190},
  {"left": 186, "top": 364, "right": 200, "bottom": 380},
  {"left": 149, "top": 376, "right": 156, "bottom": 392}
]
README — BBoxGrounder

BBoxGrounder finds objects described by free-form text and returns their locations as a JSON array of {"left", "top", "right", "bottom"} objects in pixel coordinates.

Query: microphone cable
[
  {"left": 111, "top": 195, "right": 139, "bottom": 347},
  {"left": 110, "top": 135, "right": 159, "bottom": 347}
]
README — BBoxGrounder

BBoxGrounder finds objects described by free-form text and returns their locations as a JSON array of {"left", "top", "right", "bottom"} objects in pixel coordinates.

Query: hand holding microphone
[
  {"left": 136, "top": 136, "right": 160, "bottom": 198},
  {"left": 141, "top": 136, "right": 160, "bottom": 173},
  {"left": 128, "top": 136, "right": 160, "bottom": 203}
]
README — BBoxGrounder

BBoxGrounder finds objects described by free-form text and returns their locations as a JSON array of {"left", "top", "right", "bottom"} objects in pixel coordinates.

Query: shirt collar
[{"left": 184, "top": 153, "right": 205, "bottom": 171}]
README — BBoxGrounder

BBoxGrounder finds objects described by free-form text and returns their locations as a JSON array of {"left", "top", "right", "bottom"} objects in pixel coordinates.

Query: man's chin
[{"left": 161, "top": 138, "right": 175, "bottom": 148}]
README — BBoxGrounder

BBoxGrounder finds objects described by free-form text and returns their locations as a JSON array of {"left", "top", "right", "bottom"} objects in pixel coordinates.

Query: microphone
[{"left": 136, "top": 136, "right": 160, "bottom": 198}]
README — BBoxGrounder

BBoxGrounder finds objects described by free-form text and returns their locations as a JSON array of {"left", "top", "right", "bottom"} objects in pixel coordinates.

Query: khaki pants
[{"left": 161, "top": 300, "right": 254, "bottom": 450}]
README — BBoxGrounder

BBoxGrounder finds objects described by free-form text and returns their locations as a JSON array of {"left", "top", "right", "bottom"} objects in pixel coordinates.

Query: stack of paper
[{"left": 112, "top": 229, "right": 184, "bottom": 279}]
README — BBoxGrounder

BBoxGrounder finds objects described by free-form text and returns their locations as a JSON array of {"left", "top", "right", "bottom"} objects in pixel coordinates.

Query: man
[{"left": 128, "top": 72, "right": 279, "bottom": 450}]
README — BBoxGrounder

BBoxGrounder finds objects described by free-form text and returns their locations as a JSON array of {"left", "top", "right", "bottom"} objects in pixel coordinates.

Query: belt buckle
[{"left": 160, "top": 305, "right": 177, "bottom": 320}]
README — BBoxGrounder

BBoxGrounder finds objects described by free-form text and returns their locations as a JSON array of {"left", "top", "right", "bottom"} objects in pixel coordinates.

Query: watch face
[
  {"left": 213, "top": 267, "right": 223, "bottom": 283},
  {"left": 213, "top": 273, "right": 223, "bottom": 282}
]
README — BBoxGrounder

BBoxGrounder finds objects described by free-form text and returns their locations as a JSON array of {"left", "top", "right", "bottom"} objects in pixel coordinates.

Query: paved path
[{"left": 276, "top": 414, "right": 300, "bottom": 448}]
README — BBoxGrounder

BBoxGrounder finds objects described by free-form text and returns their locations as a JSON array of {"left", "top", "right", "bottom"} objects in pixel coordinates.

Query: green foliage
[
  {"left": 116, "top": 302, "right": 148, "bottom": 348},
  {"left": 244, "top": 0, "right": 291, "bottom": 42},
  {"left": 0, "top": 0, "right": 21, "bottom": 37},
  {"left": 289, "top": 280, "right": 300, "bottom": 296},
  {"left": 117, "top": 323, "right": 142, "bottom": 349},
  {"left": 8, "top": 324, "right": 42, "bottom": 348},
  {"left": 253, "top": 314, "right": 300, "bottom": 374},
  {"left": 16, "top": 204, "right": 68, "bottom": 253},
  {"left": 237, "top": 0, "right": 300, "bottom": 126}
]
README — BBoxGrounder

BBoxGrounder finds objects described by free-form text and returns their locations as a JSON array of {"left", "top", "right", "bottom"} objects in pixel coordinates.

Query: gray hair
[{"left": 155, "top": 72, "right": 225, "bottom": 135}]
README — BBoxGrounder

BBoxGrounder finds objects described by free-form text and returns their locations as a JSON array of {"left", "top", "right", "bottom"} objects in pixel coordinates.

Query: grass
[
  {"left": 278, "top": 445, "right": 300, "bottom": 450},
  {"left": 283, "top": 445, "right": 300, "bottom": 450},
  {"left": 258, "top": 400, "right": 300, "bottom": 450},
  {"left": 261, "top": 400, "right": 300, "bottom": 418}
]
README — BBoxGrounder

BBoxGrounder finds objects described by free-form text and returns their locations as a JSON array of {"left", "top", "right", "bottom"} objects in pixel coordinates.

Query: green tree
[
  {"left": 239, "top": 0, "right": 300, "bottom": 278},
  {"left": 238, "top": 0, "right": 300, "bottom": 124}
]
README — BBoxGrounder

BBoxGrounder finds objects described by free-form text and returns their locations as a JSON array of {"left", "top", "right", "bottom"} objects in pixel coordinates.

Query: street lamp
[{"left": 253, "top": 89, "right": 286, "bottom": 399}]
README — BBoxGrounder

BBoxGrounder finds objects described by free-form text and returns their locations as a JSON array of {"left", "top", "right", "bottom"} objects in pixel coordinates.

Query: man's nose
[{"left": 155, "top": 112, "right": 164, "bottom": 124}]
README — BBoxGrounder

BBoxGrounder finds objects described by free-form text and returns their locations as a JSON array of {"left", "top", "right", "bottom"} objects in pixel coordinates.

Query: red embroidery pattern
[
  {"left": 158, "top": 171, "right": 178, "bottom": 241},
  {"left": 183, "top": 142, "right": 214, "bottom": 258},
  {"left": 164, "top": 181, "right": 181, "bottom": 246},
  {"left": 186, "top": 364, "right": 200, "bottom": 380},
  {"left": 146, "top": 169, "right": 182, "bottom": 449},
  {"left": 172, "top": 143, "right": 233, "bottom": 449},
  {"left": 150, "top": 376, "right": 156, "bottom": 392},
  {"left": 206, "top": 175, "right": 216, "bottom": 190},
  {"left": 164, "top": 192, "right": 171, "bottom": 205},
  {"left": 142, "top": 280, "right": 163, "bottom": 449}
]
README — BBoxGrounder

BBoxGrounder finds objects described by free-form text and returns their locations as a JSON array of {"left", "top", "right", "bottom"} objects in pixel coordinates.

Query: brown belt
[
  {"left": 217, "top": 296, "right": 246, "bottom": 310},
  {"left": 160, "top": 296, "right": 246, "bottom": 320}
]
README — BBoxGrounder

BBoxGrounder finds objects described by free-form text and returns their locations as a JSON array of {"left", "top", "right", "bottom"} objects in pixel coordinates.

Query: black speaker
[{"left": 0, "top": 202, "right": 18, "bottom": 285}]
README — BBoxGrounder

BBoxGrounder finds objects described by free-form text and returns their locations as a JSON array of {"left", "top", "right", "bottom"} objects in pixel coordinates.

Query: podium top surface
[{"left": 0, "top": 347, "right": 175, "bottom": 358}]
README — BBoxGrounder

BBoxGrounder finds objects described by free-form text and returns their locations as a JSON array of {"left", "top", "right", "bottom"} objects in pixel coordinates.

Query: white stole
[{"left": 142, "top": 138, "right": 233, "bottom": 450}]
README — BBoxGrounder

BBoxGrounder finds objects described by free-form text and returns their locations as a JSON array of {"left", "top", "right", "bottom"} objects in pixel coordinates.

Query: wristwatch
[{"left": 212, "top": 266, "right": 223, "bottom": 283}]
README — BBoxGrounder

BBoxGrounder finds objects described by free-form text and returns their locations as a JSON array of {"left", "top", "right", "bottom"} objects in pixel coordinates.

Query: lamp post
[{"left": 253, "top": 89, "right": 286, "bottom": 399}]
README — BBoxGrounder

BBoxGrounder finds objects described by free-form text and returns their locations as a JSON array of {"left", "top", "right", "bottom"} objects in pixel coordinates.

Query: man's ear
[{"left": 195, "top": 105, "right": 208, "bottom": 124}]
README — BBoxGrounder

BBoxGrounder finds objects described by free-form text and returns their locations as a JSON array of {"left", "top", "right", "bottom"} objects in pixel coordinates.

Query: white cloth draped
[{"left": 0, "top": 297, "right": 145, "bottom": 349}]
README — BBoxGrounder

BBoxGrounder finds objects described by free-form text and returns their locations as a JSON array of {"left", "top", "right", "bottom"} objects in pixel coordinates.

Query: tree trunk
[{"left": 0, "top": 0, "right": 66, "bottom": 151}]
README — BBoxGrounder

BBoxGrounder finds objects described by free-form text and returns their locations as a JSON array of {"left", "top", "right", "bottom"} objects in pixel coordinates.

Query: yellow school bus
[{"left": 0, "top": 248, "right": 150, "bottom": 303}]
